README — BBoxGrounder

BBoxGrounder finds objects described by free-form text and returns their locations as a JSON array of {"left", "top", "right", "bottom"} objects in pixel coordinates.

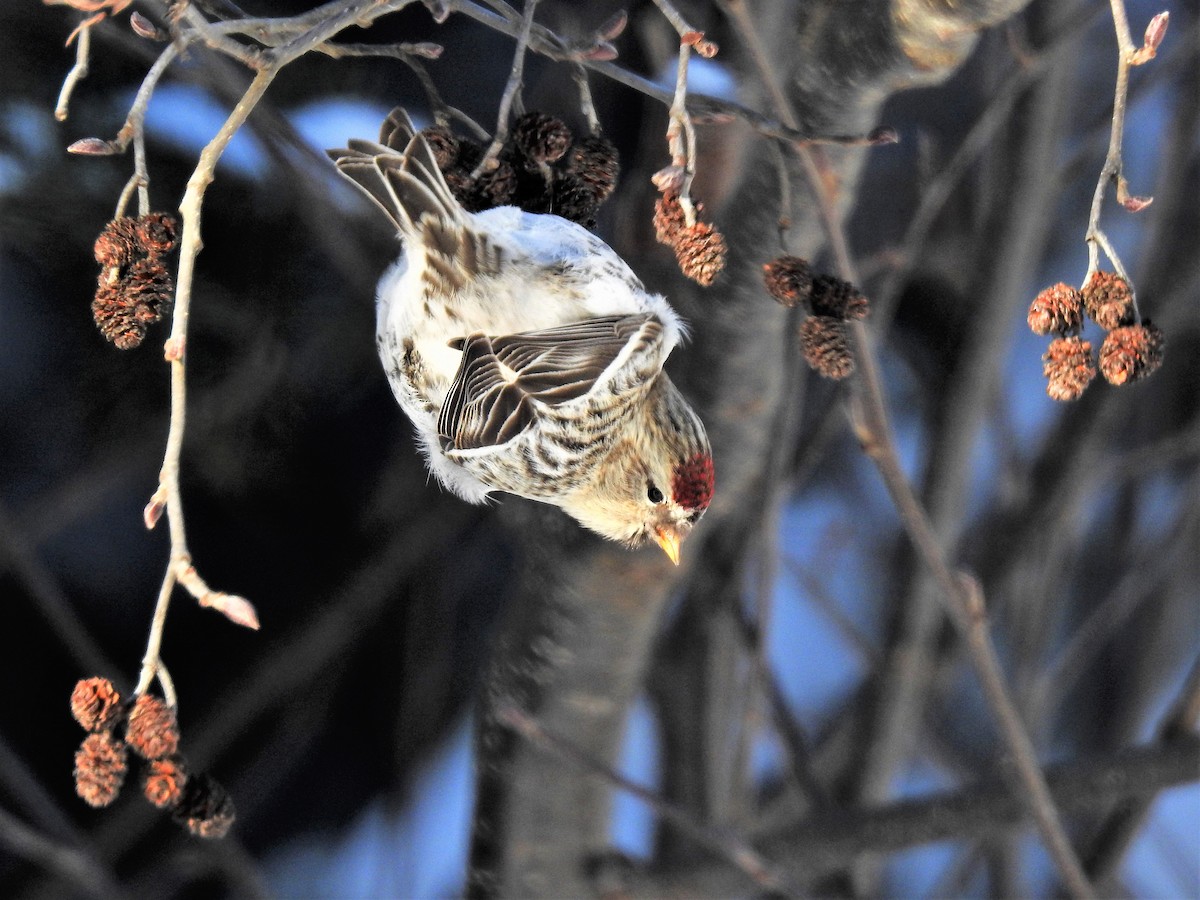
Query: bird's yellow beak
[{"left": 653, "top": 526, "right": 682, "bottom": 566}]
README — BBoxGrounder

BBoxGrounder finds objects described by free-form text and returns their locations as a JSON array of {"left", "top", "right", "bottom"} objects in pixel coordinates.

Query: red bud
[
  {"left": 583, "top": 42, "right": 618, "bottom": 61},
  {"left": 1143, "top": 11, "right": 1168, "bottom": 53},
  {"left": 424, "top": 0, "right": 449, "bottom": 24},
  {"left": 68, "top": 138, "right": 117, "bottom": 156},
  {"left": 597, "top": 9, "right": 628, "bottom": 41},
  {"left": 130, "top": 11, "right": 163, "bottom": 40},
  {"left": 203, "top": 592, "right": 260, "bottom": 630},
  {"left": 408, "top": 42, "right": 443, "bottom": 59}
]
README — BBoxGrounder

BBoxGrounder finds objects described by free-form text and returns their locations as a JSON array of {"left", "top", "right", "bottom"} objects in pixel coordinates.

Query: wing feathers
[{"left": 438, "top": 315, "right": 664, "bottom": 452}]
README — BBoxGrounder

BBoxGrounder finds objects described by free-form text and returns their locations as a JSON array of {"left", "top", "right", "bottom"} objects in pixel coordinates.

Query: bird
[{"left": 328, "top": 110, "right": 713, "bottom": 563}]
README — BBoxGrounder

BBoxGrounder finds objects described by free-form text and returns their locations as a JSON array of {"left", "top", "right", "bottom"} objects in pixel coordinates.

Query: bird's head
[{"left": 563, "top": 377, "right": 713, "bottom": 564}]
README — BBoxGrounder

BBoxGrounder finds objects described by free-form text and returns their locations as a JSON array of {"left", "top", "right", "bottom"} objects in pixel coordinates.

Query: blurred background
[{"left": 1, "top": 0, "right": 1197, "bottom": 897}]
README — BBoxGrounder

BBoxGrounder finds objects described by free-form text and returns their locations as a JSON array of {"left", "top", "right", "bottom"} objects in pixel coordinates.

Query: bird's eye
[{"left": 647, "top": 485, "right": 665, "bottom": 504}]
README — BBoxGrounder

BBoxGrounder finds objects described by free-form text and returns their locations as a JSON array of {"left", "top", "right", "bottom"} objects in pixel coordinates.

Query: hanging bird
[{"left": 328, "top": 111, "right": 713, "bottom": 563}]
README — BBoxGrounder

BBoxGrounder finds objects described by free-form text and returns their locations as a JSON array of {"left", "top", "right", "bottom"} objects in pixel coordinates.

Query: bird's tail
[{"left": 327, "top": 108, "right": 464, "bottom": 239}]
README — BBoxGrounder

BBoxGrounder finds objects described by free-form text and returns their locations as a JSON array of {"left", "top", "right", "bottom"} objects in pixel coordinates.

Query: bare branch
[{"left": 54, "top": 18, "right": 92, "bottom": 121}]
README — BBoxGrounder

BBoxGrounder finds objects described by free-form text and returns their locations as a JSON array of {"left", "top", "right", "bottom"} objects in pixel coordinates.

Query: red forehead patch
[{"left": 671, "top": 454, "right": 714, "bottom": 511}]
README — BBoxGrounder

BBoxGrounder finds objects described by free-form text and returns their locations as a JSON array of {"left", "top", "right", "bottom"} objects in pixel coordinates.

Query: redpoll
[{"left": 329, "top": 111, "right": 713, "bottom": 562}]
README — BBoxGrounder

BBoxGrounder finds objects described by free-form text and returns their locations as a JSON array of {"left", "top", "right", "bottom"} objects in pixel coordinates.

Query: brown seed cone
[
  {"left": 172, "top": 773, "right": 236, "bottom": 839},
  {"left": 1028, "top": 283, "right": 1084, "bottom": 335},
  {"left": 566, "top": 135, "right": 619, "bottom": 204},
  {"left": 675, "top": 222, "right": 727, "bottom": 286},
  {"left": 93, "top": 257, "right": 174, "bottom": 350},
  {"left": 653, "top": 194, "right": 686, "bottom": 246},
  {"left": 550, "top": 174, "right": 601, "bottom": 227},
  {"left": 92, "top": 280, "right": 145, "bottom": 350},
  {"left": 71, "top": 677, "right": 123, "bottom": 732},
  {"left": 124, "top": 258, "right": 175, "bottom": 320},
  {"left": 762, "top": 256, "right": 813, "bottom": 307},
  {"left": 1042, "top": 336, "right": 1096, "bottom": 401},
  {"left": 135, "top": 213, "right": 178, "bottom": 255},
  {"left": 74, "top": 732, "right": 128, "bottom": 808},
  {"left": 504, "top": 147, "right": 554, "bottom": 214},
  {"left": 1099, "top": 322, "right": 1165, "bottom": 386},
  {"left": 512, "top": 112, "right": 572, "bottom": 164},
  {"left": 125, "top": 695, "right": 180, "bottom": 760},
  {"left": 454, "top": 138, "right": 482, "bottom": 172},
  {"left": 442, "top": 167, "right": 476, "bottom": 207},
  {"left": 143, "top": 756, "right": 189, "bottom": 809},
  {"left": 800, "top": 315, "right": 855, "bottom": 379},
  {"left": 1082, "top": 270, "right": 1135, "bottom": 330},
  {"left": 809, "top": 273, "right": 869, "bottom": 320},
  {"left": 417, "top": 125, "right": 460, "bottom": 170},
  {"left": 471, "top": 159, "right": 518, "bottom": 210},
  {"left": 93, "top": 217, "right": 141, "bottom": 267}
]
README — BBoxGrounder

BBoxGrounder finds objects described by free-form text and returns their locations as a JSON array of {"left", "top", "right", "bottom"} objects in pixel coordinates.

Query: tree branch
[{"left": 627, "top": 735, "right": 1199, "bottom": 896}]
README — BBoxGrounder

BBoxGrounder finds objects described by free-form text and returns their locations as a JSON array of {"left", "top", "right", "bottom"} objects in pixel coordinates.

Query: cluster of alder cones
[
  {"left": 651, "top": 186, "right": 728, "bottom": 287},
  {"left": 762, "top": 255, "right": 869, "bottom": 379},
  {"left": 1029, "top": 271, "right": 1165, "bottom": 401},
  {"left": 410, "top": 111, "right": 618, "bottom": 229},
  {"left": 415, "top": 110, "right": 727, "bottom": 286},
  {"left": 70, "top": 676, "right": 235, "bottom": 839},
  {"left": 91, "top": 212, "right": 177, "bottom": 350}
]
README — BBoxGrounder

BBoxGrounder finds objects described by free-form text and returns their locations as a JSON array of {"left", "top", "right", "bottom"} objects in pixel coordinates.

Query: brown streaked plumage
[{"left": 328, "top": 110, "right": 713, "bottom": 561}]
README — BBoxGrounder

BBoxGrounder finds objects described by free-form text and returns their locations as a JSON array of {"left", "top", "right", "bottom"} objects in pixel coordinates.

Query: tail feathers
[
  {"left": 327, "top": 108, "right": 464, "bottom": 239},
  {"left": 379, "top": 106, "right": 417, "bottom": 150}
]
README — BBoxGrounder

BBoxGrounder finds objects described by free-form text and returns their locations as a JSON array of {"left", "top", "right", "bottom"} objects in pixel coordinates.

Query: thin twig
[
  {"left": 650, "top": 0, "right": 694, "bottom": 37},
  {"left": 0, "top": 808, "right": 126, "bottom": 900},
  {"left": 1164, "top": 653, "right": 1200, "bottom": 737},
  {"left": 122, "top": 44, "right": 182, "bottom": 213},
  {"left": 113, "top": 172, "right": 142, "bottom": 219},
  {"left": 652, "top": 0, "right": 712, "bottom": 223},
  {"left": 133, "top": 64, "right": 280, "bottom": 696},
  {"left": 0, "top": 501, "right": 120, "bottom": 678},
  {"left": 733, "top": 601, "right": 832, "bottom": 811},
  {"left": 1025, "top": 503, "right": 1195, "bottom": 729},
  {"left": 766, "top": 137, "right": 794, "bottom": 250},
  {"left": 445, "top": 0, "right": 882, "bottom": 148},
  {"left": 177, "top": 3, "right": 269, "bottom": 69},
  {"left": 473, "top": 0, "right": 539, "bottom": 177},
  {"left": 571, "top": 63, "right": 600, "bottom": 134},
  {"left": 395, "top": 54, "right": 491, "bottom": 139},
  {"left": 54, "top": 20, "right": 91, "bottom": 122},
  {"left": 129, "top": 0, "right": 436, "bottom": 696},
  {"left": 783, "top": 551, "right": 879, "bottom": 666},
  {"left": 1084, "top": 2, "right": 1168, "bottom": 313},
  {"left": 496, "top": 704, "right": 800, "bottom": 898},
  {"left": 666, "top": 42, "right": 698, "bottom": 224},
  {"left": 314, "top": 40, "right": 443, "bottom": 61}
]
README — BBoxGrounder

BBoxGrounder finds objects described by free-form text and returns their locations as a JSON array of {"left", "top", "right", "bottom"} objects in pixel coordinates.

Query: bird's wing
[
  {"left": 438, "top": 314, "right": 664, "bottom": 452},
  {"left": 327, "top": 109, "right": 503, "bottom": 294}
]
